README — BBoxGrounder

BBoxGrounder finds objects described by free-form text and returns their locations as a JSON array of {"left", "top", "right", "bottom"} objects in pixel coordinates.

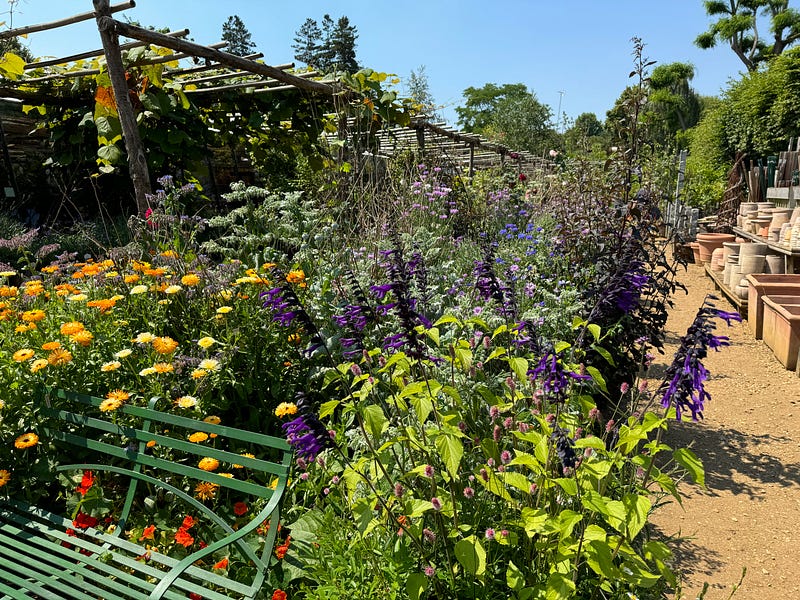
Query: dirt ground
[{"left": 648, "top": 260, "right": 800, "bottom": 600}]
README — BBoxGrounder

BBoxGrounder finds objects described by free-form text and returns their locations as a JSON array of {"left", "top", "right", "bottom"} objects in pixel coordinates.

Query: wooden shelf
[
  {"left": 732, "top": 227, "right": 800, "bottom": 274},
  {"left": 704, "top": 264, "right": 748, "bottom": 317}
]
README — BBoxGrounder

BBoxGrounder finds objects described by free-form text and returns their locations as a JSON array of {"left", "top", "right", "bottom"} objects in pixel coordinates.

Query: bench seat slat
[{"left": 1, "top": 500, "right": 258, "bottom": 599}]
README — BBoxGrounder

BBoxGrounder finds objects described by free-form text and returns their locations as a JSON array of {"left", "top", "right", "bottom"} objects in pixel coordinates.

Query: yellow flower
[
  {"left": 99, "top": 398, "right": 123, "bottom": 412},
  {"left": 130, "top": 285, "right": 148, "bottom": 295},
  {"left": 152, "top": 336, "right": 178, "bottom": 354},
  {"left": 12, "top": 348, "right": 35, "bottom": 362},
  {"left": 124, "top": 274, "right": 140, "bottom": 284},
  {"left": 70, "top": 330, "right": 94, "bottom": 347},
  {"left": 68, "top": 294, "right": 87, "bottom": 302},
  {"left": 40, "top": 265, "right": 58, "bottom": 274},
  {"left": 47, "top": 348, "right": 73, "bottom": 366},
  {"left": 181, "top": 274, "right": 200, "bottom": 286},
  {"left": 104, "top": 271, "right": 119, "bottom": 278},
  {"left": 60, "top": 321, "right": 85, "bottom": 335},
  {"left": 15, "top": 323, "right": 36, "bottom": 333},
  {"left": 232, "top": 453, "right": 255, "bottom": 469},
  {"left": 0, "top": 469, "right": 10, "bottom": 487},
  {"left": 175, "top": 395, "right": 198, "bottom": 408},
  {"left": 198, "top": 457, "right": 219, "bottom": 472},
  {"left": 218, "top": 473, "right": 234, "bottom": 479},
  {"left": 286, "top": 270, "right": 307, "bottom": 287},
  {"left": 134, "top": 332, "right": 155, "bottom": 344},
  {"left": 203, "top": 415, "right": 221, "bottom": 425},
  {"left": 198, "top": 358, "right": 220, "bottom": 371},
  {"left": 164, "top": 285, "right": 182, "bottom": 295},
  {"left": 21, "top": 309, "right": 46, "bottom": 322},
  {"left": 30, "top": 359, "right": 47, "bottom": 373},
  {"left": 188, "top": 432, "right": 209, "bottom": 443},
  {"left": 197, "top": 337, "right": 216, "bottom": 349},
  {"left": 101, "top": 360, "right": 122, "bottom": 372},
  {"left": 153, "top": 362, "right": 174, "bottom": 374},
  {"left": 160, "top": 250, "right": 178, "bottom": 258},
  {"left": 274, "top": 402, "right": 298, "bottom": 418},
  {"left": 0, "top": 270, "right": 16, "bottom": 277},
  {"left": 191, "top": 368, "right": 208, "bottom": 379},
  {"left": 106, "top": 390, "right": 130, "bottom": 402},
  {"left": 194, "top": 482, "right": 219, "bottom": 501},
  {"left": 0, "top": 286, "right": 18, "bottom": 297},
  {"left": 287, "top": 333, "right": 301, "bottom": 345},
  {"left": 115, "top": 348, "right": 133, "bottom": 359},
  {"left": 216, "top": 306, "right": 233, "bottom": 314},
  {"left": 14, "top": 432, "right": 39, "bottom": 449},
  {"left": 86, "top": 298, "right": 118, "bottom": 312},
  {"left": 139, "top": 367, "right": 157, "bottom": 376}
]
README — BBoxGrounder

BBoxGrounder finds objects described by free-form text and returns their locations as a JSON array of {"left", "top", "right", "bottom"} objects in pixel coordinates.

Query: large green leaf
[
  {"left": 407, "top": 573, "right": 428, "bottom": 600},
  {"left": 454, "top": 536, "right": 486, "bottom": 577},
  {"left": 362, "top": 404, "right": 388, "bottom": 439},
  {"left": 435, "top": 432, "right": 463, "bottom": 478},
  {"left": 546, "top": 572, "right": 575, "bottom": 600},
  {"left": 673, "top": 447, "right": 705, "bottom": 486}
]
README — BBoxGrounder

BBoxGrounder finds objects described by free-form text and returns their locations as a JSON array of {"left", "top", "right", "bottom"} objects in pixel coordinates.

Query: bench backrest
[{"left": 36, "top": 387, "right": 293, "bottom": 598}]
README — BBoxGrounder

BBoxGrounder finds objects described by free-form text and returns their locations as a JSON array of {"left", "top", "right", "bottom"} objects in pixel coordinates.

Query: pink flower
[
  {"left": 485, "top": 528, "right": 495, "bottom": 540},
  {"left": 463, "top": 486, "right": 475, "bottom": 499},
  {"left": 431, "top": 497, "right": 442, "bottom": 511}
]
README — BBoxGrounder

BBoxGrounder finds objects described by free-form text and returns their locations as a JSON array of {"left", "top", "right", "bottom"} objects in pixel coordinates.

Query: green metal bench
[{"left": 0, "top": 388, "right": 293, "bottom": 600}]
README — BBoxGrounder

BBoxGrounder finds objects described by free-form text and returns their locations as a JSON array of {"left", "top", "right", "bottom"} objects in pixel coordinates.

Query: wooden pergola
[{"left": 0, "top": 0, "right": 543, "bottom": 214}]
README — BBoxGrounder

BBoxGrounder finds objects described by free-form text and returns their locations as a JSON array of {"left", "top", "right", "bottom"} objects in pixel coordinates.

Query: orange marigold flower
[
  {"left": 188, "top": 432, "right": 209, "bottom": 443},
  {"left": 139, "top": 524, "right": 156, "bottom": 541},
  {"left": 274, "top": 402, "right": 298, "bottom": 418},
  {"left": 42, "top": 341, "right": 61, "bottom": 351},
  {"left": 213, "top": 557, "right": 229, "bottom": 570},
  {"left": 41, "top": 265, "right": 59, "bottom": 273},
  {"left": 194, "top": 482, "right": 218, "bottom": 501},
  {"left": 152, "top": 336, "right": 178, "bottom": 354},
  {"left": 143, "top": 267, "right": 166, "bottom": 277},
  {"left": 0, "top": 469, "right": 10, "bottom": 488},
  {"left": 233, "top": 502, "right": 248, "bottom": 516},
  {"left": 106, "top": 390, "right": 130, "bottom": 402},
  {"left": 153, "top": 362, "right": 174, "bottom": 374},
  {"left": 87, "top": 298, "right": 118, "bottom": 312},
  {"left": 203, "top": 415, "right": 221, "bottom": 425},
  {"left": 60, "top": 321, "right": 85, "bottom": 335},
  {"left": 146, "top": 440, "right": 157, "bottom": 448},
  {"left": 70, "top": 330, "right": 94, "bottom": 347},
  {"left": 272, "top": 590, "right": 287, "bottom": 600},
  {"left": 14, "top": 432, "right": 39, "bottom": 449},
  {"left": 286, "top": 270, "right": 306, "bottom": 287},
  {"left": 47, "top": 348, "right": 73, "bottom": 366},
  {"left": 30, "top": 358, "right": 48, "bottom": 373},
  {"left": 124, "top": 274, "right": 140, "bottom": 284},
  {"left": 21, "top": 309, "right": 46, "bottom": 322},
  {"left": 0, "top": 286, "right": 18, "bottom": 297},
  {"left": 181, "top": 273, "right": 201, "bottom": 286},
  {"left": 198, "top": 457, "right": 219, "bottom": 472},
  {"left": 174, "top": 528, "right": 194, "bottom": 548},
  {"left": 13, "top": 348, "right": 35, "bottom": 362},
  {"left": 181, "top": 515, "right": 196, "bottom": 529}
]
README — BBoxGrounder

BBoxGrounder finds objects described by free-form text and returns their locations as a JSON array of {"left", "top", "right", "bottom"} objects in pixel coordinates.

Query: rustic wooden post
[
  {"left": 416, "top": 125, "right": 425, "bottom": 161},
  {"left": 468, "top": 142, "right": 475, "bottom": 178},
  {"left": 93, "top": 0, "right": 151, "bottom": 215}
]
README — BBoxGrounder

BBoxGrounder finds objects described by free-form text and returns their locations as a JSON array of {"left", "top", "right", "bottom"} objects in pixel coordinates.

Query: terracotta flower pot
[
  {"left": 761, "top": 297, "right": 800, "bottom": 370},
  {"left": 695, "top": 233, "right": 735, "bottom": 264},
  {"left": 745, "top": 274, "right": 800, "bottom": 339}
]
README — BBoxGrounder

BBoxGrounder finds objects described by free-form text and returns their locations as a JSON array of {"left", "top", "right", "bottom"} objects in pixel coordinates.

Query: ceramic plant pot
[
  {"left": 761, "top": 297, "right": 800, "bottom": 370},
  {"left": 739, "top": 254, "right": 766, "bottom": 275},
  {"left": 745, "top": 274, "right": 800, "bottom": 339},
  {"left": 711, "top": 247, "right": 726, "bottom": 271},
  {"left": 765, "top": 254, "right": 785, "bottom": 275},
  {"left": 738, "top": 242, "right": 768, "bottom": 263},
  {"left": 695, "top": 233, "right": 735, "bottom": 264}
]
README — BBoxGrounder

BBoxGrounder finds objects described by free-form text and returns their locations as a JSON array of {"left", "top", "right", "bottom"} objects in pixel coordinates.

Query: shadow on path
[{"left": 661, "top": 420, "right": 799, "bottom": 498}]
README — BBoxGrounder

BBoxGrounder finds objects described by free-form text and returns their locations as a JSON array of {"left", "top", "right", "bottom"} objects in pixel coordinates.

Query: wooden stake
[
  {"left": 93, "top": 0, "right": 151, "bottom": 215},
  {"left": 0, "top": 0, "right": 134, "bottom": 39}
]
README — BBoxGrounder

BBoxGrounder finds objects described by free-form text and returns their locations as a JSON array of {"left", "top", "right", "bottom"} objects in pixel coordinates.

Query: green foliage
[
  {"left": 456, "top": 83, "right": 556, "bottom": 153},
  {"left": 292, "top": 14, "right": 360, "bottom": 73},
  {"left": 696, "top": 0, "right": 800, "bottom": 71},
  {"left": 221, "top": 15, "right": 257, "bottom": 56}
]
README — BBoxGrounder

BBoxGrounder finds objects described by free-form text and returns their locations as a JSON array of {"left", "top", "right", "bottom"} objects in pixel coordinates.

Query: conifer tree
[{"left": 222, "top": 15, "right": 256, "bottom": 56}]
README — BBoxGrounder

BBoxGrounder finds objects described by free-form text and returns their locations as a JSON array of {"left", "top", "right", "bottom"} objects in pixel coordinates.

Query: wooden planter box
[
  {"left": 762, "top": 296, "right": 800, "bottom": 370},
  {"left": 746, "top": 274, "right": 800, "bottom": 338}
]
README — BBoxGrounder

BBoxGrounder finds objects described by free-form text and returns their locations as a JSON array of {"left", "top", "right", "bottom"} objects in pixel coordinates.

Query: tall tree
[
  {"left": 329, "top": 16, "right": 359, "bottom": 72},
  {"left": 456, "top": 83, "right": 555, "bottom": 153},
  {"left": 695, "top": 0, "right": 800, "bottom": 71},
  {"left": 407, "top": 65, "right": 438, "bottom": 118},
  {"left": 292, "top": 18, "right": 321, "bottom": 66},
  {"left": 564, "top": 112, "right": 606, "bottom": 154},
  {"left": 221, "top": 15, "right": 256, "bottom": 56},
  {"left": 648, "top": 62, "right": 702, "bottom": 133}
]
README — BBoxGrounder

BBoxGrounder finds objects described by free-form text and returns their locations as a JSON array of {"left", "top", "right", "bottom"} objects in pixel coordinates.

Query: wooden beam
[
  {"left": 178, "top": 64, "right": 294, "bottom": 85},
  {"left": 185, "top": 71, "right": 320, "bottom": 94},
  {"left": 0, "top": 1, "right": 134, "bottom": 39},
  {"left": 165, "top": 53, "right": 263, "bottom": 76},
  {"left": 105, "top": 18, "right": 335, "bottom": 95},
  {"left": 24, "top": 29, "right": 191, "bottom": 70},
  {"left": 93, "top": 0, "right": 151, "bottom": 215}
]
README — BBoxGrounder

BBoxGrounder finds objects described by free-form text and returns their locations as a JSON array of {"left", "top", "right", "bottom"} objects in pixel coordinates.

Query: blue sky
[{"left": 9, "top": 1, "right": 749, "bottom": 127}]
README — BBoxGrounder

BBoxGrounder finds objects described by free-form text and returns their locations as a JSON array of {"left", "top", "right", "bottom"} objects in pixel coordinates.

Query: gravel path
[{"left": 649, "top": 261, "right": 800, "bottom": 600}]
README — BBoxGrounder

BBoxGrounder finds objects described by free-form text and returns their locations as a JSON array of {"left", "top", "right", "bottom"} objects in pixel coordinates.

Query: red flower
[
  {"left": 174, "top": 528, "right": 194, "bottom": 548},
  {"left": 73, "top": 512, "right": 98, "bottom": 530},
  {"left": 272, "top": 591, "right": 287, "bottom": 600},
  {"left": 212, "top": 557, "right": 229, "bottom": 570},
  {"left": 233, "top": 501, "right": 248, "bottom": 516},
  {"left": 274, "top": 536, "right": 291, "bottom": 559},
  {"left": 188, "top": 593, "right": 203, "bottom": 600},
  {"left": 76, "top": 470, "right": 94, "bottom": 496},
  {"left": 181, "top": 515, "right": 196, "bottom": 530},
  {"left": 518, "top": 173, "right": 527, "bottom": 181}
]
